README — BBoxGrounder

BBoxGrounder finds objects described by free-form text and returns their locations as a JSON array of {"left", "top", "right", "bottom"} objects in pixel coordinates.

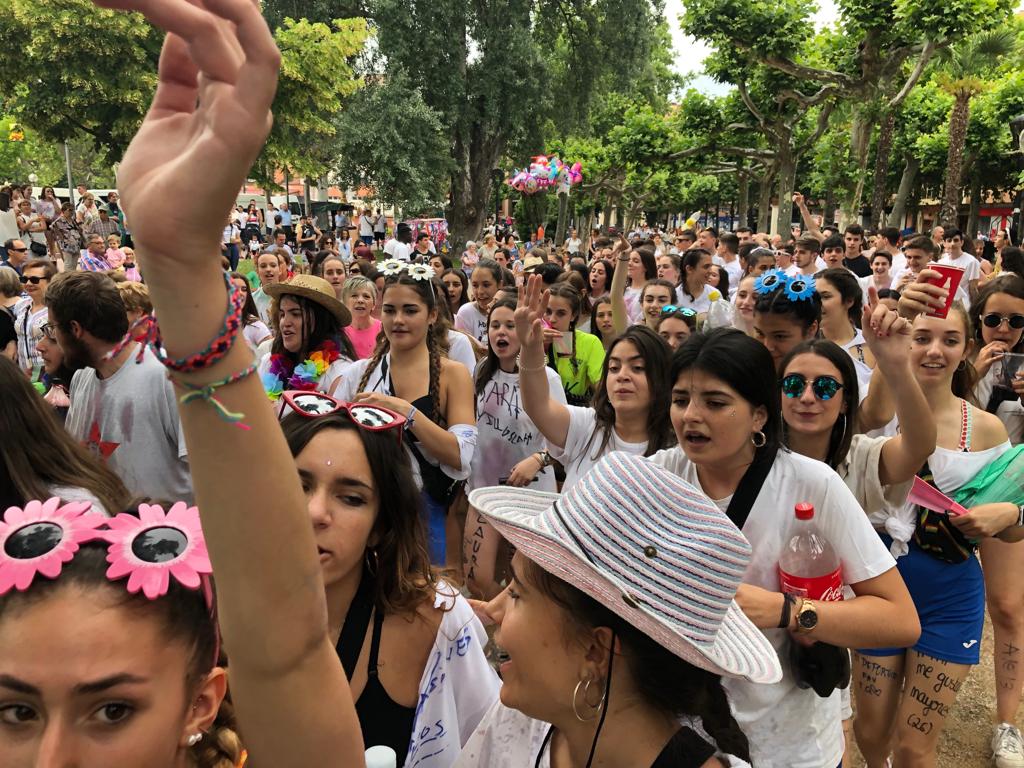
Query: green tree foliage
[
  {"left": 332, "top": 71, "right": 451, "bottom": 214},
  {"left": 0, "top": 0, "right": 160, "bottom": 155},
  {"left": 253, "top": 17, "right": 368, "bottom": 188}
]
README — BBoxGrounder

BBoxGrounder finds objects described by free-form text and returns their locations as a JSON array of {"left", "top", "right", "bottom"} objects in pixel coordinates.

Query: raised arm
[
  {"left": 96, "top": 0, "right": 361, "bottom": 764},
  {"left": 859, "top": 292, "right": 936, "bottom": 485},
  {"left": 792, "top": 192, "right": 823, "bottom": 241},
  {"left": 516, "top": 275, "right": 571, "bottom": 449},
  {"left": 609, "top": 235, "right": 631, "bottom": 335}
]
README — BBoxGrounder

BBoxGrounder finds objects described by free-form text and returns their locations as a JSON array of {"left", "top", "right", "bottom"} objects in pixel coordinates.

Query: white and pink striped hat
[{"left": 468, "top": 452, "right": 781, "bottom": 684}]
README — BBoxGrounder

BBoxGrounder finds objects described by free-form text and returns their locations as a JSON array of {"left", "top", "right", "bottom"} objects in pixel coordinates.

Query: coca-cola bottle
[
  {"left": 778, "top": 503, "right": 851, "bottom": 697},
  {"left": 778, "top": 503, "right": 843, "bottom": 602}
]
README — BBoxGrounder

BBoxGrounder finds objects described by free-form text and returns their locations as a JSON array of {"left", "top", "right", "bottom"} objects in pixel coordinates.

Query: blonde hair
[
  {"left": 116, "top": 281, "right": 153, "bottom": 315},
  {"left": 342, "top": 275, "right": 377, "bottom": 303},
  {"left": 192, "top": 694, "right": 244, "bottom": 768}
]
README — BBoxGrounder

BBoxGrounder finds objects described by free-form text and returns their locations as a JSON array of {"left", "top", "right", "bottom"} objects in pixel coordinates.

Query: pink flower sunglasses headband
[{"left": 0, "top": 498, "right": 218, "bottom": 660}]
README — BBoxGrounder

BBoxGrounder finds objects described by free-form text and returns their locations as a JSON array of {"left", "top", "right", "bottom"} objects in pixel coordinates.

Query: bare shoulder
[{"left": 969, "top": 404, "right": 1010, "bottom": 451}]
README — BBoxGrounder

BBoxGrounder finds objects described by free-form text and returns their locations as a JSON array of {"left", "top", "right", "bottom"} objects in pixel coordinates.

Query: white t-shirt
[
  {"left": 66, "top": 346, "right": 192, "bottom": 503},
  {"left": 722, "top": 257, "right": 743, "bottom": 286},
  {"left": 649, "top": 447, "right": 895, "bottom": 768},
  {"left": 383, "top": 238, "right": 413, "bottom": 262},
  {"left": 358, "top": 215, "right": 374, "bottom": 237},
  {"left": 454, "top": 700, "right": 751, "bottom": 768},
  {"left": 676, "top": 283, "right": 715, "bottom": 314},
  {"left": 455, "top": 302, "right": 489, "bottom": 344},
  {"left": 447, "top": 330, "right": 478, "bottom": 376},
  {"left": 974, "top": 365, "right": 1024, "bottom": 446},
  {"left": 938, "top": 252, "right": 981, "bottom": 284},
  {"left": 550, "top": 405, "right": 648, "bottom": 491},
  {"left": 471, "top": 368, "right": 565, "bottom": 491},
  {"left": 565, "top": 237, "right": 582, "bottom": 254},
  {"left": 242, "top": 320, "right": 272, "bottom": 351}
]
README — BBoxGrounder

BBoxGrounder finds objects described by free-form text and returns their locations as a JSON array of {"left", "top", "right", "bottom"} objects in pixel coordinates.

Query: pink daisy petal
[
  {"left": 106, "top": 558, "right": 134, "bottom": 581},
  {"left": 170, "top": 562, "right": 202, "bottom": 590},
  {"left": 138, "top": 504, "right": 165, "bottom": 525}
]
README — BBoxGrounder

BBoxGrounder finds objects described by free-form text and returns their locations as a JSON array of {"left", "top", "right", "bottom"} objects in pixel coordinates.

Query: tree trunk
[
  {"left": 869, "top": 112, "right": 896, "bottom": 229},
  {"left": 775, "top": 142, "right": 797, "bottom": 241},
  {"left": 966, "top": 167, "right": 982, "bottom": 239},
  {"left": 447, "top": 127, "right": 505, "bottom": 257},
  {"left": 737, "top": 171, "right": 749, "bottom": 232},
  {"left": 887, "top": 154, "right": 919, "bottom": 228},
  {"left": 555, "top": 190, "right": 569, "bottom": 246},
  {"left": 842, "top": 112, "right": 873, "bottom": 222},
  {"left": 938, "top": 92, "right": 972, "bottom": 228},
  {"left": 756, "top": 171, "right": 775, "bottom": 233}
]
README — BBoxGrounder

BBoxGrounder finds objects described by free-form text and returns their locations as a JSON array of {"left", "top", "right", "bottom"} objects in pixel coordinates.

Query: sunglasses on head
[
  {"left": 660, "top": 305, "right": 697, "bottom": 316},
  {"left": 20, "top": 275, "right": 45, "bottom": 285},
  {"left": 40, "top": 322, "right": 56, "bottom": 341},
  {"left": 275, "top": 390, "right": 406, "bottom": 444},
  {"left": 982, "top": 313, "right": 1024, "bottom": 330},
  {"left": 781, "top": 373, "right": 844, "bottom": 401}
]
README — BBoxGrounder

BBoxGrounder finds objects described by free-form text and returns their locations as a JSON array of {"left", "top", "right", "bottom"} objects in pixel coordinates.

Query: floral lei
[{"left": 261, "top": 340, "right": 341, "bottom": 401}]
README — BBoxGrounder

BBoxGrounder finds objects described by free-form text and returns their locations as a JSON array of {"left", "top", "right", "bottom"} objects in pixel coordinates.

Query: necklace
[{"left": 262, "top": 339, "right": 341, "bottom": 400}]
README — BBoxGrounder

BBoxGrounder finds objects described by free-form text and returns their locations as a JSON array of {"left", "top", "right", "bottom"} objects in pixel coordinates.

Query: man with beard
[{"left": 45, "top": 270, "right": 192, "bottom": 501}]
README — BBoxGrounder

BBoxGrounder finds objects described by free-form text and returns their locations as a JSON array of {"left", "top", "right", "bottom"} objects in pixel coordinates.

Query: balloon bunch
[{"left": 507, "top": 155, "right": 582, "bottom": 195}]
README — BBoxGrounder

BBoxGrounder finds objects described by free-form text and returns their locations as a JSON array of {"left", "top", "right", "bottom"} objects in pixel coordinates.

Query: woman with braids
[
  {"left": 465, "top": 297, "right": 566, "bottom": 599},
  {"left": 516, "top": 275, "right": 675, "bottom": 492},
  {"left": 337, "top": 261, "right": 477, "bottom": 565},
  {"left": 40, "top": 4, "right": 728, "bottom": 767}
]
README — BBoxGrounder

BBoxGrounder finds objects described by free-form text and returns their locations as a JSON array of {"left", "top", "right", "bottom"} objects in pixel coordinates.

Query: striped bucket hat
[{"left": 468, "top": 451, "right": 781, "bottom": 684}]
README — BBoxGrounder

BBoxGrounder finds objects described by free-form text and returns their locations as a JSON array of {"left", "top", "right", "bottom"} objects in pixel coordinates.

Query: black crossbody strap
[{"left": 724, "top": 446, "right": 779, "bottom": 530}]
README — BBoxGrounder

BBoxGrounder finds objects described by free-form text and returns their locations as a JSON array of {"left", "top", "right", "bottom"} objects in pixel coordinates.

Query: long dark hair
[
  {"left": 633, "top": 246, "right": 657, "bottom": 283},
  {"left": 281, "top": 411, "right": 435, "bottom": 614},
  {"left": 589, "top": 258, "right": 615, "bottom": 302},
  {"left": 521, "top": 558, "right": 751, "bottom": 763},
  {"left": 579, "top": 326, "right": 676, "bottom": 465},
  {"left": 671, "top": 328, "right": 783, "bottom": 457},
  {"left": 358, "top": 272, "right": 446, "bottom": 427},
  {"left": 591, "top": 297, "right": 614, "bottom": 347},
  {"left": 475, "top": 298, "right": 519, "bottom": 399},
  {"left": 0, "top": 356, "right": 130, "bottom": 514},
  {"left": 441, "top": 268, "right": 469, "bottom": 312},
  {"left": 230, "top": 271, "right": 261, "bottom": 327},
  {"left": 269, "top": 292, "right": 356, "bottom": 361},
  {"left": 969, "top": 274, "right": 1024, "bottom": 355},
  {"left": 681, "top": 248, "right": 711, "bottom": 301},
  {"left": 815, "top": 268, "right": 863, "bottom": 328},
  {"left": 778, "top": 339, "right": 859, "bottom": 469}
]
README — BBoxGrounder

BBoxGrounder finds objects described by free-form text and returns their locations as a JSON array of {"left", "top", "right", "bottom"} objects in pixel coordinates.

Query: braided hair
[
  {"left": 357, "top": 270, "right": 445, "bottom": 426},
  {"left": 193, "top": 691, "right": 244, "bottom": 768}
]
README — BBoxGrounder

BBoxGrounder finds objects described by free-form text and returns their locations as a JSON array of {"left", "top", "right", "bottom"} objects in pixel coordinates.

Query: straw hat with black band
[{"left": 265, "top": 274, "right": 351, "bottom": 327}]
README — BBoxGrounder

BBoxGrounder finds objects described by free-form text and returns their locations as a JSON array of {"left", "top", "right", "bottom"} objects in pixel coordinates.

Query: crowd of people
[{"left": 2, "top": 3, "right": 1024, "bottom": 768}]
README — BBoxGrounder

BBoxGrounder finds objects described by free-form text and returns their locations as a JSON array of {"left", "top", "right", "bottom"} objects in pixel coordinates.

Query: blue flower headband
[{"left": 754, "top": 269, "right": 816, "bottom": 302}]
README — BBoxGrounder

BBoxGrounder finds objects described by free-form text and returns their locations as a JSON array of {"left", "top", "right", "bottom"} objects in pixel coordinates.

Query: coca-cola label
[{"left": 778, "top": 566, "right": 844, "bottom": 601}]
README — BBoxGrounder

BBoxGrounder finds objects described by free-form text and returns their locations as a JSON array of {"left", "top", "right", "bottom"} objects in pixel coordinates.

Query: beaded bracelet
[
  {"left": 104, "top": 272, "right": 245, "bottom": 373},
  {"left": 172, "top": 360, "right": 259, "bottom": 431}
]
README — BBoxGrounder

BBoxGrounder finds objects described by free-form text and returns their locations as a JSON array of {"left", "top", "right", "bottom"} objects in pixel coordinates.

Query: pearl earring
[{"left": 187, "top": 733, "right": 203, "bottom": 747}]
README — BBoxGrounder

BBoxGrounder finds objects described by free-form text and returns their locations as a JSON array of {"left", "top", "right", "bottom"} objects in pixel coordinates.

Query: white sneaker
[{"left": 993, "top": 723, "right": 1024, "bottom": 768}]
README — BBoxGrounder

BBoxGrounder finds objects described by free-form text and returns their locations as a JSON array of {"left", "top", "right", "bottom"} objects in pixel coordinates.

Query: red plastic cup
[{"left": 922, "top": 264, "right": 965, "bottom": 319}]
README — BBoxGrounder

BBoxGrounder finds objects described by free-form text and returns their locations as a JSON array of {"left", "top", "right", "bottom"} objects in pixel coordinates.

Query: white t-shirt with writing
[
  {"left": 471, "top": 368, "right": 565, "bottom": 491},
  {"left": 549, "top": 405, "right": 648, "bottom": 492},
  {"left": 649, "top": 446, "right": 895, "bottom": 768},
  {"left": 66, "top": 346, "right": 192, "bottom": 503},
  {"left": 455, "top": 302, "right": 489, "bottom": 344}
]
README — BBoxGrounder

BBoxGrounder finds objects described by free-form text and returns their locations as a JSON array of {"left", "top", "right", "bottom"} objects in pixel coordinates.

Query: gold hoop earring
[
  {"left": 571, "top": 678, "right": 606, "bottom": 722},
  {"left": 751, "top": 430, "right": 767, "bottom": 448}
]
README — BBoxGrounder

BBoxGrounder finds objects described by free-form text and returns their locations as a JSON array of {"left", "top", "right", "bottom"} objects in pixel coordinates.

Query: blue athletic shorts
[{"left": 859, "top": 533, "right": 985, "bottom": 665}]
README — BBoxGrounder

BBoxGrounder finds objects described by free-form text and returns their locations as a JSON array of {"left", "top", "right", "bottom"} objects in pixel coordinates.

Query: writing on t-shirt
[{"left": 480, "top": 378, "right": 522, "bottom": 419}]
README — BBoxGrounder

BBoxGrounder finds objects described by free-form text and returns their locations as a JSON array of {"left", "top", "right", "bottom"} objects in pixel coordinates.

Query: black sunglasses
[
  {"left": 40, "top": 322, "right": 56, "bottom": 341},
  {"left": 982, "top": 313, "right": 1024, "bottom": 330},
  {"left": 781, "top": 373, "right": 844, "bottom": 401},
  {"left": 20, "top": 275, "right": 46, "bottom": 285},
  {"left": 9, "top": 247, "right": 28, "bottom": 253}
]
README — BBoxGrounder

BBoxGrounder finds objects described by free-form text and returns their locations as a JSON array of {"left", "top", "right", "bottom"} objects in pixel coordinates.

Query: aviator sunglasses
[{"left": 780, "top": 373, "right": 844, "bottom": 401}]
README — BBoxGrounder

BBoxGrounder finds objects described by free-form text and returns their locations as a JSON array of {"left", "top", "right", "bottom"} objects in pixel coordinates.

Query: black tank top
[{"left": 335, "top": 568, "right": 417, "bottom": 765}]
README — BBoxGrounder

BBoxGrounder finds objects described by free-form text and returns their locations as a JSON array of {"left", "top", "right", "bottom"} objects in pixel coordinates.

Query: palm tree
[{"left": 936, "top": 28, "right": 1017, "bottom": 228}]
